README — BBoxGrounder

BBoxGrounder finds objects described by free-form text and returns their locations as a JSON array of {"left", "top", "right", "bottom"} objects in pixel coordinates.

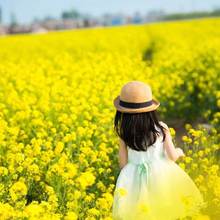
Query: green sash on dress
[{"left": 128, "top": 160, "right": 152, "bottom": 202}]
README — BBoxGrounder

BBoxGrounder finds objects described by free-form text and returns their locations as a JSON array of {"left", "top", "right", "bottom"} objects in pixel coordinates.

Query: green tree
[{"left": 61, "top": 9, "right": 80, "bottom": 19}]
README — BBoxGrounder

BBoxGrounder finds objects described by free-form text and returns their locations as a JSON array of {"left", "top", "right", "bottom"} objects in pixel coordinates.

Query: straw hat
[{"left": 113, "top": 81, "right": 160, "bottom": 113}]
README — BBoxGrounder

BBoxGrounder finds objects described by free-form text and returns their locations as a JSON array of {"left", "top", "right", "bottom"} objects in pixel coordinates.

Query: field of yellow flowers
[{"left": 0, "top": 18, "right": 219, "bottom": 219}]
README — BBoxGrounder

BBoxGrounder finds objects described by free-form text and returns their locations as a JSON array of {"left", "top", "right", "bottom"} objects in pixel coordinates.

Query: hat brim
[{"left": 113, "top": 95, "right": 160, "bottom": 113}]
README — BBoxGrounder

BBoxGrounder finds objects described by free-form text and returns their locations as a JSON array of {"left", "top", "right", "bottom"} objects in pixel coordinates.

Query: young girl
[{"left": 112, "top": 81, "right": 205, "bottom": 220}]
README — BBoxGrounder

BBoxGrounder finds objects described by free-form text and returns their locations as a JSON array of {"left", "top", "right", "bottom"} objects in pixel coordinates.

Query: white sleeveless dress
[{"left": 112, "top": 127, "right": 205, "bottom": 220}]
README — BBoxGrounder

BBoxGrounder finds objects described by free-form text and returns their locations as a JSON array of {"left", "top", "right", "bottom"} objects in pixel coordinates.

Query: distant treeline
[{"left": 163, "top": 9, "right": 220, "bottom": 21}]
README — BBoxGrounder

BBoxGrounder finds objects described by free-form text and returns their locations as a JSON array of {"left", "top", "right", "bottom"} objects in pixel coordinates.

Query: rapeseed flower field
[{"left": 0, "top": 18, "right": 219, "bottom": 219}]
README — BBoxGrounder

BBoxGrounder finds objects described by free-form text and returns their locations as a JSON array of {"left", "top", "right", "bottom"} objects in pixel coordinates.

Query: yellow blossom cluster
[
  {"left": 0, "top": 18, "right": 219, "bottom": 219},
  {"left": 178, "top": 125, "right": 220, "bottom": 219}
]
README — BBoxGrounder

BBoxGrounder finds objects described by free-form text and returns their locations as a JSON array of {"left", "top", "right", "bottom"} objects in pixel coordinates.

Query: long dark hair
[{"left": 114, "top": 110, "right": 166, "bottom": 151}]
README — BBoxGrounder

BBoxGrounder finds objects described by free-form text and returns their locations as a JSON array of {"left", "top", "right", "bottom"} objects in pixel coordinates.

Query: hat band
[{"left": 119, "top": 99, "right": 153, "bottom": 109}]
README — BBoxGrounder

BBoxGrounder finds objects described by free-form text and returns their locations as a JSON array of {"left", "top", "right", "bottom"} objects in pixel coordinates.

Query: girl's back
[{"left": 127, "top": 123, "right": 165, "bottom": 163}]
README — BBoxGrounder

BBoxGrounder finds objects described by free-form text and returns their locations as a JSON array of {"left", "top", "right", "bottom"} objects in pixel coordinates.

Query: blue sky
[{"left": 0, "top": 0, "right": 220, "bottom": 24}]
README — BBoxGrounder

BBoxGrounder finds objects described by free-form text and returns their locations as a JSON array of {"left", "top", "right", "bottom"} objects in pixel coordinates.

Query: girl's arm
[
  {"left": 160, "top": 121, "right": 185, "bottom": 162},
  {"left": 118, "top": 137, "right": 128, "bottom": 170}
]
